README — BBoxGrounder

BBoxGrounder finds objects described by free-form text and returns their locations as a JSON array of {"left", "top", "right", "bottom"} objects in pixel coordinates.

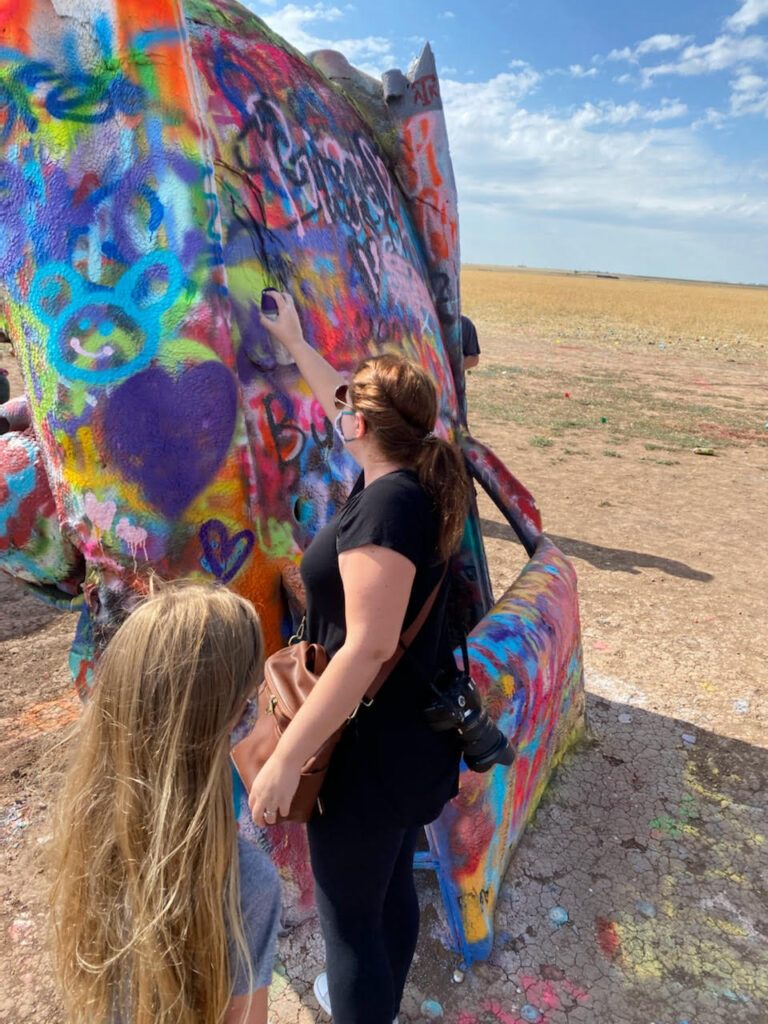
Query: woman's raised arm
[{"left": 260, "top": 291, "right": 346, "bottom": 424}]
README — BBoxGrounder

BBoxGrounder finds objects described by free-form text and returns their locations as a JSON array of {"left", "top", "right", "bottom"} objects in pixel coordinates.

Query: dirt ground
[
  {"left": 469, "top": 319, "right": 767, "bottom": 752},
  {"left": 1, "top": 276, "right": 766, "bottom": 1022}
]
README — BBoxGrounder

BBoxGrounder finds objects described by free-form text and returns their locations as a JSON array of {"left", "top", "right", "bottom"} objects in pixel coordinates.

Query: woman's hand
[
  {"left": 259, "top": 291, "right": 307, "bottom": 357},
  {"left": 258, "top": 289, "right": 348, "bottom": 424},
  {"left": 248, "top": 750, "right": 302, "bottom": 826}
]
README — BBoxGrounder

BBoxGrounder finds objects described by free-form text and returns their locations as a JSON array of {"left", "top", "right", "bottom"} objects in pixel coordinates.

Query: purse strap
[{"left": 363, "top": 563, "right": 449, "bottom": 702}]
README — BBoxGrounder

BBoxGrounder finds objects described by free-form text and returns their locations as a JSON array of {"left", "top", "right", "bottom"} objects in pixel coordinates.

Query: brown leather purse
[{"left": 231, "top": 572, "right": 446, "bottom": 823}]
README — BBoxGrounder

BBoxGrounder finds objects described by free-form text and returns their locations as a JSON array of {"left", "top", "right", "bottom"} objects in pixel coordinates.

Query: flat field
[
  {"left": 1, "top": 265, "right": 767, "bottom": 1022},
  {"left": 464, "top": 264, "right": 768, "bottom": 356},
  {"left": 461, "top": 265, "right": 767, "bottom": 750}
]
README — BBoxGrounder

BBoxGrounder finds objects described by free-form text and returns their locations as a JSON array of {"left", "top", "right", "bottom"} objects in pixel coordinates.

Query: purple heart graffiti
[
  {"left": 103, "top": 363, "right": 238, "bottom": 518},
  {"left": 199, "top": 519, "right": 255, "bottom": 583}
]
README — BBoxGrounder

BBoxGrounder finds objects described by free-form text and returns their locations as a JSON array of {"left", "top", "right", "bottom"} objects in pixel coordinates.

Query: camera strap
[{"left": 458, "top": 632, "right": 471, "bottom": 677}]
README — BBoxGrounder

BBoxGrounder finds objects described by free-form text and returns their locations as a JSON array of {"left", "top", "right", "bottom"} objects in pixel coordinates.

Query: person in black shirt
[
  {"left": 248, "top": 292, "right": 470, "bottom": 1024},
  {"left": 461, "top": 314, "right": 480, "bottom": 371}
]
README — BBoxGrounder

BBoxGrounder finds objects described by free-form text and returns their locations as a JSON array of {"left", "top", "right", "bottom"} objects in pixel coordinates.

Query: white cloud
[
  {"left": 243, "top": 2, "right": 396, "bottom": 72},
  {"left": 439, "top": 9, "right": 456, "bottom": 18},
  {"left": 440, "top": 73, "right": 768, "bottom": 234},
  {"left": 636, "top": 33, "right": 695, "bottom": 55},
  {"left": 692, "top": 108, "right": 728, "bottom": 128},
  {"left": 641, "top": 33, "right": 768, "bottom": 83},
  {"left": 568, "top": 63, "right": 598, "bottom": 78},
  {"left": 442, "top": 69, "right": 541, "bottom": 115},
  {"left": 724, "top": 0, "right": 768, "bottom": 34},
  {"left": 257, "top": 1, "right": 344, "bottom": 28},
  {"left": 606, "top": 45, "right": 634, "bottom": 62},
  {"left": 607, "top": 34, "right": 692, "bottom": 63},
  {"left": 592, "top": 7, "right": 768, "bottom": 122},
  {"left": 572, "top": 98, "right": 688, "bottom": 127},
  {"left": 729, "top": 68, "right": 768, "bottom": 114}
]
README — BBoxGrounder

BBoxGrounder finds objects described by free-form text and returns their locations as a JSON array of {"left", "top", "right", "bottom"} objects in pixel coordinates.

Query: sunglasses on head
[{"left": 333, "top": 383, "right": 354, "bottom": 410}]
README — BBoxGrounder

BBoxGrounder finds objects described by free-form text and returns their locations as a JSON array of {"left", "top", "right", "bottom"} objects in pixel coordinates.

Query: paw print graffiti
[{"left": 30, "top": 252, "right": 183, "bottom": 385}]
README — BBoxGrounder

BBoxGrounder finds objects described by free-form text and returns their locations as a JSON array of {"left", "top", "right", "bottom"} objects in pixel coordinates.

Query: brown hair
[
  {"left": 50, "top": 581, "right": 264, "bottom": 1024},
  {"left": 350, "top": 354, "right": 470, "bottom": 560}
]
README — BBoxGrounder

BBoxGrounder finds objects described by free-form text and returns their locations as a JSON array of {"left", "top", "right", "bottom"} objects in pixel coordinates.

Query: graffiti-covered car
[{"left": 0, "top": 0, "right": 585, "bottom": 964}]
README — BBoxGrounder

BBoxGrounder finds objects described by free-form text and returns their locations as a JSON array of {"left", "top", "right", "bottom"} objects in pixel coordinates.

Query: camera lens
[
  {"left": 457, "top": 708, "right": 515, "bottom": 773},
  {"left": 425, "top": 670, "right": 515, "bottom": 773}
]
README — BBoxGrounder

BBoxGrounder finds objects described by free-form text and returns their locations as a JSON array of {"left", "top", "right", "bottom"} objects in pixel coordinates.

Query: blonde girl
[{"left": 50, "top": 582, "right": 280, "bottom": 1024}]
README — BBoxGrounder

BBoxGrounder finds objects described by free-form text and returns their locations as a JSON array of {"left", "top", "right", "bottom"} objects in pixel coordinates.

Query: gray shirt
[{"left": 229, "top": 836, "right": 281, "bottom": 994}]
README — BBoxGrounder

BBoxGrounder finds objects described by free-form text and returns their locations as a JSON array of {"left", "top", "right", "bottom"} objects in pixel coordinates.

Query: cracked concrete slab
[{"left": 266, "top": 693, "right": 768, "bottom": 1023}]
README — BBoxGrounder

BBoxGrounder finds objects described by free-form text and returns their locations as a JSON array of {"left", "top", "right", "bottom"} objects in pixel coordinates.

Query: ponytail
[{"left": 415, "top": 435, "right": 471, "bottom": 561}]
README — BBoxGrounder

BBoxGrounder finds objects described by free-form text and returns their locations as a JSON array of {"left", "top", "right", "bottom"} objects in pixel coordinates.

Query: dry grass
[
  {"left": 460, "top": 265, "right": 767, "bottom": 453},
  {"left": 461, "top": 266, "right": 768, "bottom": 358},
  {"left": 467, "top": 360, "right": 768, "bottom": 451}
]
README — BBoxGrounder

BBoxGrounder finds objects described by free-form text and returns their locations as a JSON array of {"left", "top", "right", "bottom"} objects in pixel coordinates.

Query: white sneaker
[
  {"left": 313, "top": 972, "right": 332, "bottom": 1014},
  {"left": 312, "top": 972, "right": 398, "bottom": 1022}
]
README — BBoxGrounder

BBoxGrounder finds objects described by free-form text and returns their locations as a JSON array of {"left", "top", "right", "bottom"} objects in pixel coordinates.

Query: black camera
[{"left": 424, "top": 637, "right": 515, "bottom": 773}]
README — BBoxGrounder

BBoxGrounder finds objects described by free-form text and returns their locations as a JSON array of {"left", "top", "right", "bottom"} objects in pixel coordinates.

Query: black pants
[{"left": 307, "top": 813, "right": 421, "bottom": 1024}]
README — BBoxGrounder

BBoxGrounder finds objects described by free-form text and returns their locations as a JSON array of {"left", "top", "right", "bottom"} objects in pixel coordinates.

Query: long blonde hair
[
  {"left": 351, "top": 354, "right": 470, "bottom": 560},
  {"left": 50, "top": 581, "right": 264, "bottom": 1023}
]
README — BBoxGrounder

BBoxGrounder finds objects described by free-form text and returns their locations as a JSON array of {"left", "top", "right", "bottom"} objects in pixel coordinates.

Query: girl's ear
[{"left": 354, "top": 411, "right": 366, "bottom": 439}]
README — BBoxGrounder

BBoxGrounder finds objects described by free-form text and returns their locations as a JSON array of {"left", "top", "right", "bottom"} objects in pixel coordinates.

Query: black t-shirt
[
  {"left": 461, "top": 315, "right": 480, "bottom": 358},
  {"left": 300, "top": 469, "right": 461, "bottom": 826}
]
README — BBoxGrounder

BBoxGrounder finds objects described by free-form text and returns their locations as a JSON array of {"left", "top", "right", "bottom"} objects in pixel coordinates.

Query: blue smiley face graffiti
[{"left": 30, "top": 251, "right": 183, "bottom": 385}]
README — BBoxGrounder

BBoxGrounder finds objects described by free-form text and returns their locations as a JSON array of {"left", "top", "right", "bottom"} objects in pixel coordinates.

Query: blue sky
[{"left": 242, "top": 1, "right": 768, "bottom": 284}]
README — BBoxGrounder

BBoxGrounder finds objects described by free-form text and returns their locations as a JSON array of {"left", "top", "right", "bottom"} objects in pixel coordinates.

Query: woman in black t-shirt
[{"left": 248, "top": 291, "right": 470, "bottom": 1024}]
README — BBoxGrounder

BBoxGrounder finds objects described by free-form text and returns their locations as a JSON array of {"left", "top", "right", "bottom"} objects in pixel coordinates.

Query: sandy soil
[{"left": 469, "top": 324, "right": 767, "bottom": 750}]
